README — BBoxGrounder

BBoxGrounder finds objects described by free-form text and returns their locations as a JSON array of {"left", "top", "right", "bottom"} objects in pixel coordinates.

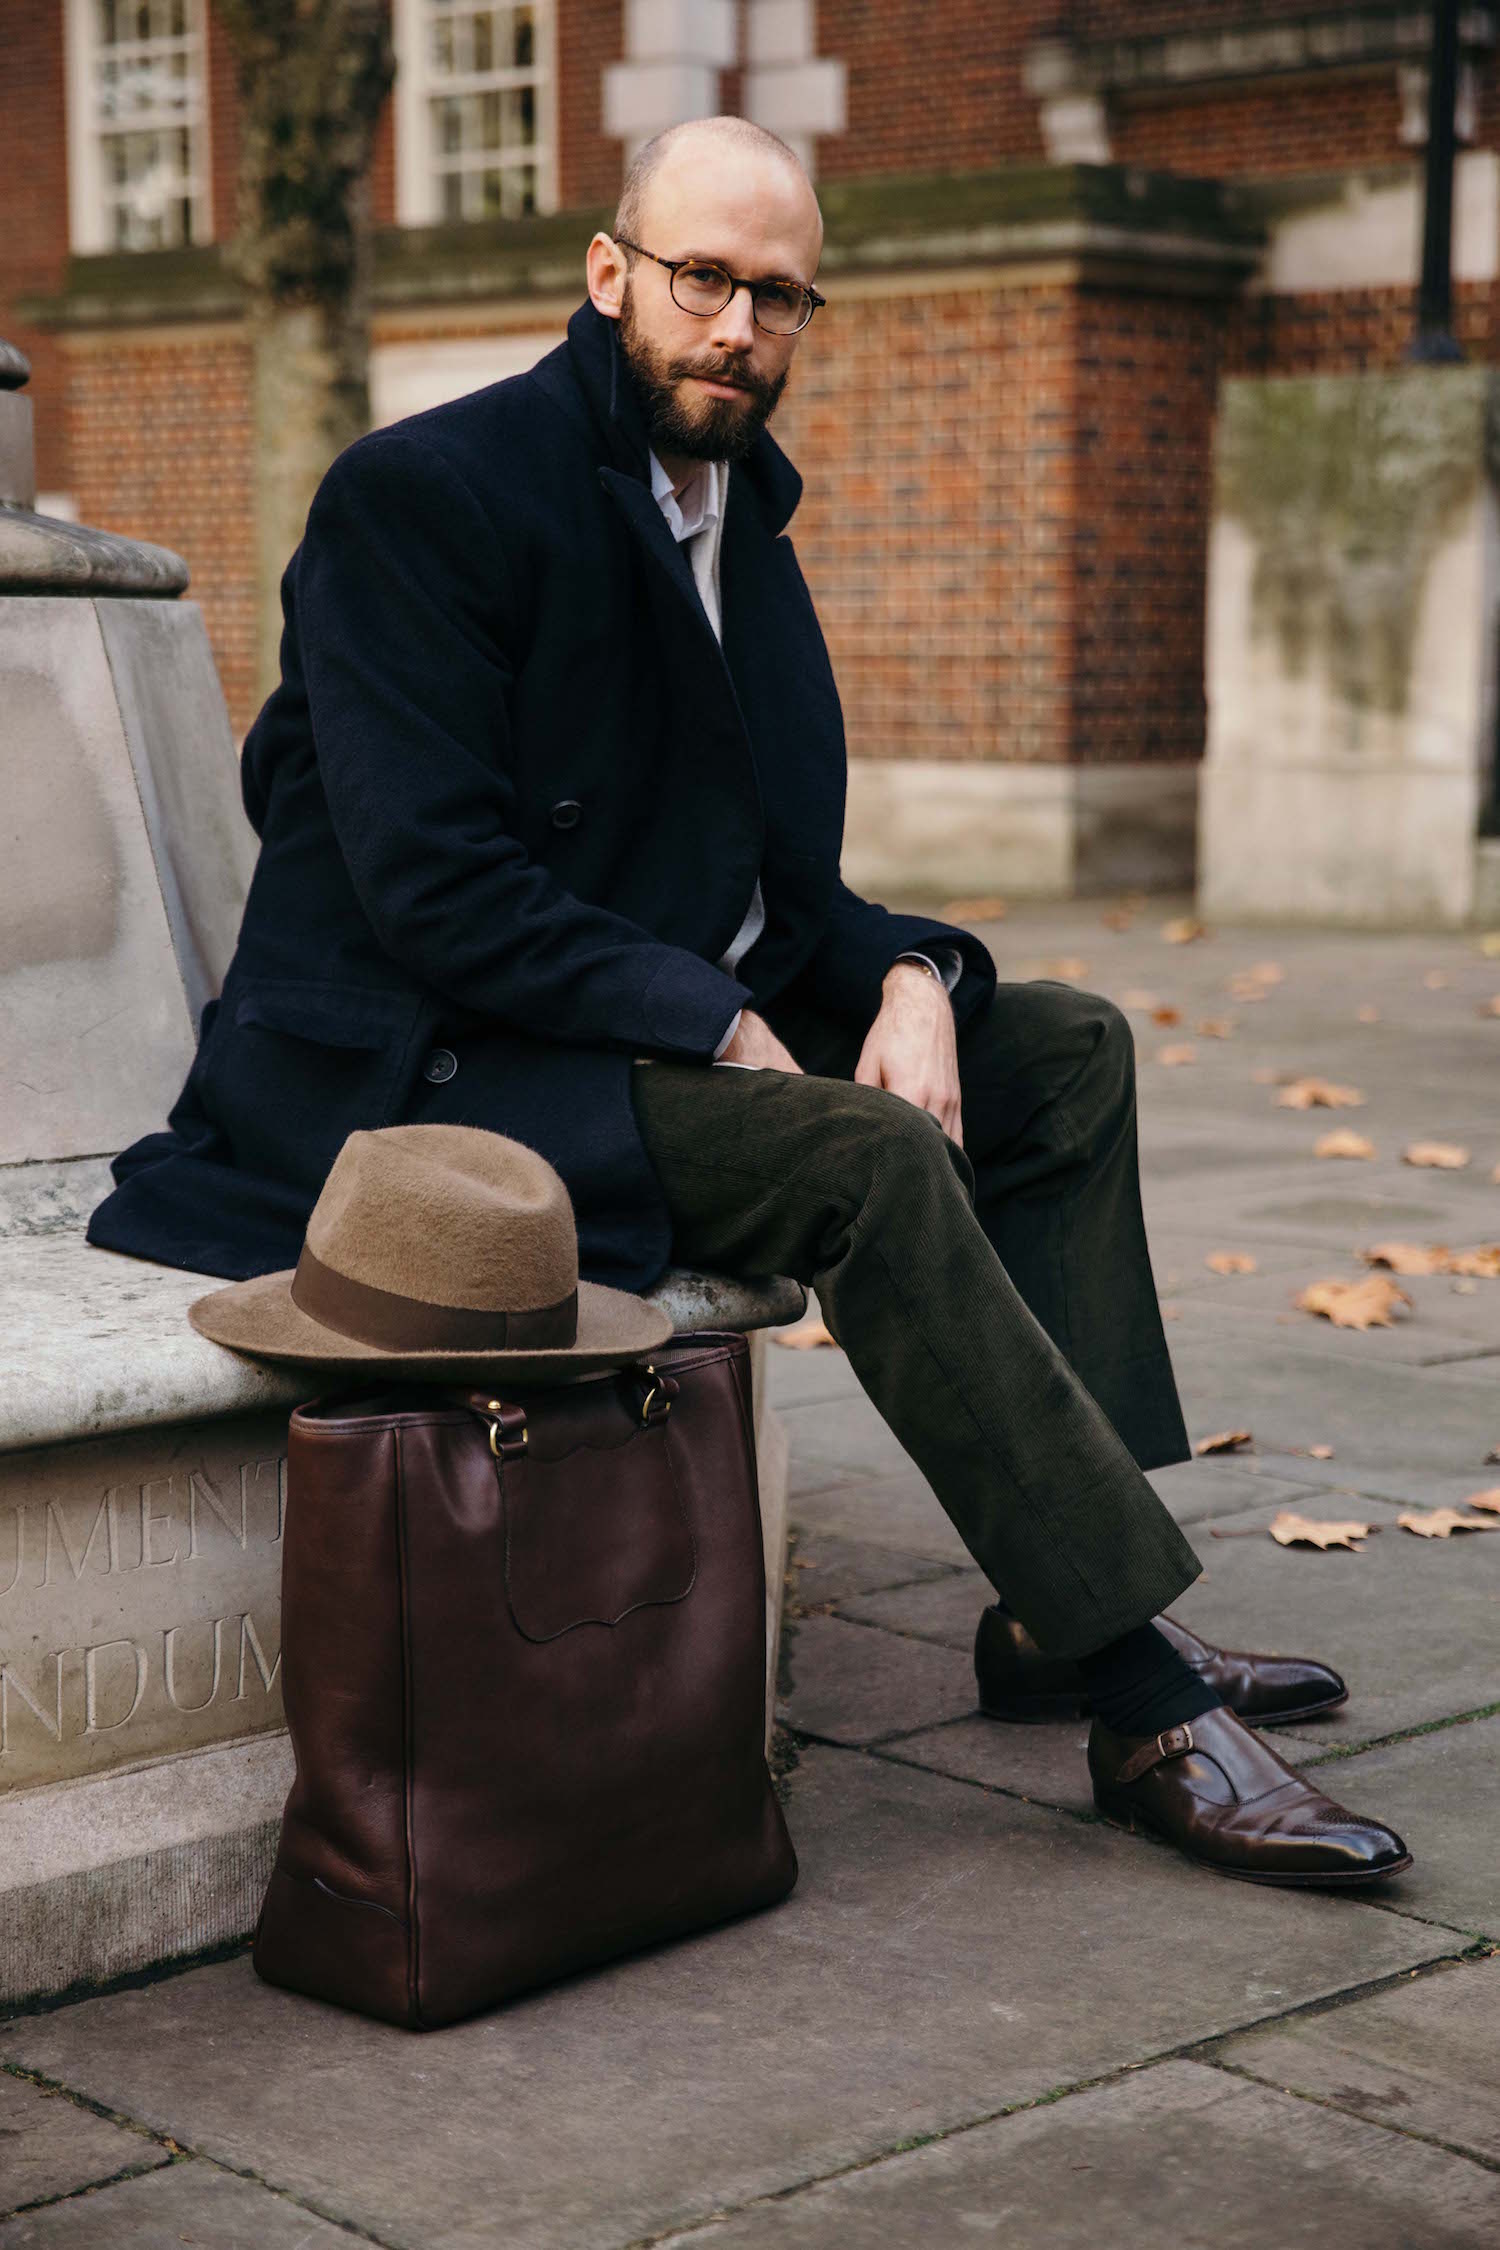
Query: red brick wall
[
  {"left": 814, "top": 0, "right": 1045, "bottom": 177},
  {"left": 557, "top": 0, "right": 624, "bottom": 207},
  {"left": 0, "top": 0, "right": 70, "bottom": 490},
  {"left": 65, "top": 328, "right": 259, "bottom": 734},
  {"left": 1226, "top": 279, "right": 1499, "bottom": 374}
]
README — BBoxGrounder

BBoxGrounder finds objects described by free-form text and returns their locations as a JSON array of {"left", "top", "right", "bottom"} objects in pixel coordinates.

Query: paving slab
[
  {"left": 0, "top": 1753, "right": 1455, "bottom": 2250},
  {"left": 780, "top": 1392, "right": 917, "bottom": 1485},
  {"left": 1163, "top": 1500, "right": 1500, "bottom": 1750},
  {"left": 1149, "top": 1268, "right": 1500, "bottom": 1372},
  {"left": 788, "top": 1471, "right": 974, "bottom": 1565},
  {"left": 779, "top": 1613, "right": 978, "bottom": 1744},
  {"left": 1146, "top": 1457, "right": 1332, "bottom": 1529},
  {"left": 1296, "top": 1715, "right": 1500, "bottom": 1941},
  {"left": 763, "top": 1337, "right": 858, "bottom": 1413},
  {"left": 880, "top": 1714, "right": 1094, "bottom": 1817},
  {"left": 786, "top": 1533, "right": 960, "bottom": 1610},
  {"left": 0, "top": 2161, "right": 362, "bottom": 2247},
  {"left": 838, "top": 1567, "right": 991, "bottom": 1649},
  {"left": 653, "top": 2057, "right": 1500, "bottom": 2250},
  {"left": 1217, "top": 1954, "right": 1500, "bottom": 2164},
  {"left": 0, "top": 2072, "right": 168, "bottom": 2218}
]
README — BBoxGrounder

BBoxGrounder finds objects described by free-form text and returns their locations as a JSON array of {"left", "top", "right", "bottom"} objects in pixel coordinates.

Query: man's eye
[
  {"left": 681, "top": 265, "right": 725, "bottom": 288},
  {"left": 758, "top": 285, "right": 799, "bottom": 314}
]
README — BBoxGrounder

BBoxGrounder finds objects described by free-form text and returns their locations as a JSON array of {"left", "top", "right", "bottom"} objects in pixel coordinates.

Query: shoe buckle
[
  {"left": 1113, "top": 1722, "right": 1195, "bottom": 1787},
  {"left": 1158, "top": 1724, "right": 1194, "bottom": 1762}
]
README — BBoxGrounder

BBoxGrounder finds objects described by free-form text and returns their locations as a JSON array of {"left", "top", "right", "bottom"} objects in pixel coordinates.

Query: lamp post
[{"left": 1411, "top": 0, "right": 1465, "bottom": 362}]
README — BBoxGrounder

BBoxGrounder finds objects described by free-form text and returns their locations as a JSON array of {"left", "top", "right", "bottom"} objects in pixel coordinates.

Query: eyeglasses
[{"left": 613, "top": 237, "right": 825, "bottom": 337}]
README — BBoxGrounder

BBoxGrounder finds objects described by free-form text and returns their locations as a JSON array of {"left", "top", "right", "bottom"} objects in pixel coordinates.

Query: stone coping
[
  {"left": 19, "top": 165, "right": 1264, "bottom": 333},
  {"left": 0, "top": 1159, "right": 805, "bottom": 1458},
  {"left": 1028, "top": 7, "right": 1497, "bottom": 103}
]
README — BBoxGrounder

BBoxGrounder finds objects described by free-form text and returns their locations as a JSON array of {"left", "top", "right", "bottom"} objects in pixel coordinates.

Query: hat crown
[{"left": 306, "top": 1127, "right": 579, "bottom": 1316}]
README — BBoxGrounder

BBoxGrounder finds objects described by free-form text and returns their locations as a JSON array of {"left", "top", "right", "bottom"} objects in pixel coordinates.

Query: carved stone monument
[
  {"left": 1199, "top": 367, "right": 1500, "bottom": 926},
  {"left": 0, "top": 343, "right": 800, "bottom": 2008}
]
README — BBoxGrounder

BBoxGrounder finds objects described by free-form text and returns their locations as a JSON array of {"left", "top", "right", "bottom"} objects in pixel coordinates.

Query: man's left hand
[{"left": 854, "top": 962, "right": 964, "bottom": 1148}]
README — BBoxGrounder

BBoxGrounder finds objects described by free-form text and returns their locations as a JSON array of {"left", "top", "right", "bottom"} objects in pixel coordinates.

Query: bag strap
[{"left": 455, "top": 1365, "right": 678, "bottom": 1460}]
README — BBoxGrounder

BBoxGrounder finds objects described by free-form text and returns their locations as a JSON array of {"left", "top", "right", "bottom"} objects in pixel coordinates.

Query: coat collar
[{"left": 557, "top": 299, "right": 804, "bottom": 540}]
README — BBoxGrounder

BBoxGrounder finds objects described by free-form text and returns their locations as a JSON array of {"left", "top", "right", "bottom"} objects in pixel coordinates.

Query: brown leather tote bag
[{"left": 252, "top": 1331, "right": 797, "bottom": 2028}]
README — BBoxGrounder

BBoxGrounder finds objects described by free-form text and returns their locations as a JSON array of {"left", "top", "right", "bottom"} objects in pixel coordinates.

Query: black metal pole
[{"left": 1411, "top": 0, "right": 1464, "bottom": 360}]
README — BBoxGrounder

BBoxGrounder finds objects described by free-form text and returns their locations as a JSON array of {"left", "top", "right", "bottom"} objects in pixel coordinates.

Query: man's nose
[{"left": 707, "top": 283, "right": 758, "bottom": 352}]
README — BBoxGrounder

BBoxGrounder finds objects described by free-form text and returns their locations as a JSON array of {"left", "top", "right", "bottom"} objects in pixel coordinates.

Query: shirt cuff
[
  {"left": 712, "top": 1007, "right": 743, "bottom": 1059},
  {"left": 895, "top": 949, "right": 962, "bottom": 995}
]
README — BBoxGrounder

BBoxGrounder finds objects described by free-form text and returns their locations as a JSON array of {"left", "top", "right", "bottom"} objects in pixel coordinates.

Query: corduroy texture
[
  {"left": 631, "top": 978, "right": 1199, "bottom": 1659},
  {"left": 188, "top": 1126, "right": 673, "bottom": 1380}
]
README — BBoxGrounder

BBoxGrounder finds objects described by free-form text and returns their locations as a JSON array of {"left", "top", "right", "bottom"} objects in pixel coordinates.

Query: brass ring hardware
[{"left": 639, "top": 1363, "right": 667, "bottom": 1424}]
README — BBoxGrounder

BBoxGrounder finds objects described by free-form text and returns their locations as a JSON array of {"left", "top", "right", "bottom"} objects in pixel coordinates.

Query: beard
[{"left": 617, "top": 277, "right": 789, "bottom": 463}]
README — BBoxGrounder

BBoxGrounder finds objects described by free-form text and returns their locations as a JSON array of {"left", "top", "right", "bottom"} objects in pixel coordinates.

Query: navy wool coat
[{"left": 89, "top": 301, "right": 997, "bottom": 1291}]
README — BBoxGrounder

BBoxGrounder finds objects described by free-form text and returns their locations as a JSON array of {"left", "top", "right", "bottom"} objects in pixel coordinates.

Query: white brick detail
[
  {"left": 742, "top": 57, "right": 846, "bottom": 137},
  {"left": 625, "top": 0, "right": 738, "bottom": 68},
  {"left": 602, "top": 59, "right": 723, "bottom": 142}
]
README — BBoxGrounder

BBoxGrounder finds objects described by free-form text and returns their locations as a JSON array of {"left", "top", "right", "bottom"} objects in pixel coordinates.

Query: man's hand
[
  {"left": 718, "top": 1008, "right": 804, "bottom": 1073},
  {"left": 854, "top": 962, "right": 963, "bottom": 1147}
]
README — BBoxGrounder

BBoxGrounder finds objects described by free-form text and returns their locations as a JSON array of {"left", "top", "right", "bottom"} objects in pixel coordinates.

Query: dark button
[
  {"left": 550, "top": 798, "right": 583, "bottom": 831},
  {"left": 422, "top": 1047, "right": 458, "bottom": 1086}
]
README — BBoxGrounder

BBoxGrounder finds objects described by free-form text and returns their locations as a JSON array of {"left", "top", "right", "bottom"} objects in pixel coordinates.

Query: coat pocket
[{"left": 204, "top": 976, "right": 426, "bottom": 1196}]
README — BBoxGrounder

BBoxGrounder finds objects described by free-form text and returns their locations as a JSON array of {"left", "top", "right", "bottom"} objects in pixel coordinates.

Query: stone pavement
[{"left": 3, "top": 899, "right": 1500, "bottom": 2247}]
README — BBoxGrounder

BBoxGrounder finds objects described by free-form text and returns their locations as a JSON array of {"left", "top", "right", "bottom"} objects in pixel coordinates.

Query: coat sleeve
[
  {"left": 292, "top": 430, "right": 751, "bottom": 1059},
  {"left": 801, "top": 880, "right": 997, "bottom": 1032}
]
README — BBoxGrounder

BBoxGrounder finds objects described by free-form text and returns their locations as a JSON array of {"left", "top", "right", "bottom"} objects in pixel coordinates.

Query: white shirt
[{"left": 646, "top": 449, "right": 958, "bottom": 1064}]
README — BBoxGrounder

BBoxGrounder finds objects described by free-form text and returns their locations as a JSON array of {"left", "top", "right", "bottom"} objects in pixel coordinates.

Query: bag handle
[{"left": 457, "top": 1364, "right": 678, "bottom": 1459}]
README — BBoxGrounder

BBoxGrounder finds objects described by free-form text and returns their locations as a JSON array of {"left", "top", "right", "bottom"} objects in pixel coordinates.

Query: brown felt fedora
[{"left": 189, "top": 1125, "right": 673, "bottom": 1382}]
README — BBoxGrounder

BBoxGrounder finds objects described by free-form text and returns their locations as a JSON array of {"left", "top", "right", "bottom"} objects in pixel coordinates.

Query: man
[{"left": 91, "top": 118, "right": 1409, "bottom": 1889}]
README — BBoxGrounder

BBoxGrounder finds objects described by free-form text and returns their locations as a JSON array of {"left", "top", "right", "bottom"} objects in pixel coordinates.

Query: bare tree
[{"left": 216, "top": 0, "right": 395, "bottom": 698}]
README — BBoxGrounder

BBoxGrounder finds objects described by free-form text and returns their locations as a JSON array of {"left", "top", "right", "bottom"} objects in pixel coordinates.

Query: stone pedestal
[{"left": 1200, "top": 368, "right": 1500, "bottom": 926}]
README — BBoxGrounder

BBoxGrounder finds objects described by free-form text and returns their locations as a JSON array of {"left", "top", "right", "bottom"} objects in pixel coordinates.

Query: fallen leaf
[
  {"left": 1270, "top": 1511, "right": 1376, "bottom": 1552},
  {"left": 1454, "top": 1278, "right": 1479, "bottom": 1295},
  {"left": 1478, "top": 997, "right": 1500, "bottom": 1018},
  {"left": 1484, "top": 1445, "right": 1500, "bottom": 1465},
  {"left": 1250, "top": 1066, "right": 1284, "bottom": 1085},
  {"left": 1194, "top": 1429, "right": 1253, "bottom": 1455},
  {"left": 1460, "top": 1488, "right": 1500, "bottom": 1513},
  {"left": 1247, "top": 961, "right": 1284, "bottom": 986},
  {"left": 1449, "top": 1245, "right": 1500, "bottom": 1277},
  {"left": 1295, "top": 1275, "right": 1412, "bottom": 1329},
  {"left": 1493, "top": 1164, "right": 1500, "bottom": 1185},
  {"left": 942, "top": 895, "right": 1007, "bottom": 922},
  {"left": 1205, "top": 1251, "right": 1257, "bottom": 1274},
  {"left": 1423, "top": 970, "right": 1450, "bottom": 990},
  {"left": 1040, "top": 956, "right": 1090, "bottom": 981},
  {"left": 1227, "top": 979, "right": 1273, "bottom": 1003},
  {"left": 1160, "top": 1302, "right": 1181, "bottom": 1321},
  {"left": 1196, "top": 1016, "right": 1237, "bottom": 1038},
  {"left": 773, "top": 1318, "right": 838, "bottom": 1351},
  {"left": 1315, "top": 1129, "right": 1376, "bottom": 1160},
  {"left": 1120, "top": 988, "right": 1159, "bottom": 1010},
  {"left": 1397, "top": 1507, "right": 1500, "bottom": 1539},
  {"left": 1356, "top": 1004, "right": 1381, "bottom": 1024},
  {"left": 1362, "top": 1242, "right": 1453, "bottom": 1276},
  {"left": 1277, "top": 1077, "right": 1365, "bottom": 1110},
  {"left": 1149, "top": 1004, "right": 1182, "bottom": 1026},
  {"left": 1101, "top": 907, "right": 1136, "bottom": 932},
  {"left": 1292, "top": 1444, "right": 1336, "bottom": 1460},
  {"left": 1162, "top": 916, "right": 1207, "bottom": 944},
  {"left": 1479, "top": 932, "right": 1500, "bottom": 957},
  {"left": 1403, "top": 1141, "right": 1470, "bottom": 1170},
  {"left": 1156, "top": 1043, "right": 1197, "bottom": 1067}
]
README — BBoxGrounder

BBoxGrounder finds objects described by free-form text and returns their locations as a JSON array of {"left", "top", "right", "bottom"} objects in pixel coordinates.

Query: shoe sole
[
  {"left": 1092, "top": 1787, "right": 1412, "bottom": 1888},
  {"left": 980, "top": 1686, "right": 1351, "bottom": 1730}
]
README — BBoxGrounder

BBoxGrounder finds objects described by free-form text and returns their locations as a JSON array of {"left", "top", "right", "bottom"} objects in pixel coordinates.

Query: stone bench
[{"left": 0, "top": 1155, "right": 804, "bottom": 2012}]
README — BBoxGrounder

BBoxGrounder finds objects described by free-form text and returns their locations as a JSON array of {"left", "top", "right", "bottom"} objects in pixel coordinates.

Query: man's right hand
[{"left": 718, "top": 1008, "right": 803, "bottom": 1073}]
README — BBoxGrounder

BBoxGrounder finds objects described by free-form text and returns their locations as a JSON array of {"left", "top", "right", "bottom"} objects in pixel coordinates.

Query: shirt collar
[{"left": 648, "top": 449, "right": 725, "bottom": 545}]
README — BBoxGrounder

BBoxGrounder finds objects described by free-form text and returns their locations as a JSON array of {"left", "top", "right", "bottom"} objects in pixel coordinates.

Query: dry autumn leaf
[
  {"left": 1315, "top": 1129, "right": 1376, "bottom": 1160},
  {"left": 1162, "top": 916, "right": 1207, "bottom": 944},
  {"left": 1361, "top": 1242, "right": 1453, "bottom": 1276},
  {"left": 1196, "top": 1016, "right": 1237, "bottom": 1038},
  {"left": 1205, "top": 1251, "right": 1257, "bottom": 1274},
  {"left": 1150, "top": 1004, "right": 1183, "bottom": 1026},
  {"left": 1156, "top": 1044, "right": 1197, "bottom": 1067},
  {"left": 1403, "top": 1142, "right": 1470, "bottom": 1170},
  {"left": 1484, "top": 1445, "right": 1500, "bottom": 1464},
  {"left": 941, "top": 895, "right": 1007, "bottom": 922},
  {"left": 1247, "top": 961, "right": 1284, "bottom": 985},
  {"left": 1479, "top": 996, "right": 1500, "bottom": 1018},
  {"left": 1397, "top": 1508, "right": 1500, "bottom": 1539},
  {"left": 1277, "top": 1078, "right": 1365, "bottom": 1110},
  {"left": 1160, "top": 1302, "right": 1181, "bottom": 1321},
  {"left": 1250, "top": 1066, "right": 1285, "bottom": 1086},
  {"left": 1479, "top": 932, "right": 1500, "bottom": 957},
  {"left": 1270, "top": 1511, "right": 1377, "bottom": 1552},
  {"left": 1449, "top": 1245, "right": 1500, "bottom": 1277},
  {"left": 1292, "top": 1444, "right": 1336, "bottom": 1460},
  {"left": 1460, "top": 1488, "right": 1500, "bottom": 1513},
  {"left": 1121, "top": 988, "right": 1159, "bottom": 1010},
  {"left": 1356, "top": 1004, "right": 1381, "bottom": 1024},
  {"left": 773, "top": 1318, "right": 838, "bottom": 1351},
  {"left": 1492, "top": 1165, "right": 1500, "bottom": 1185},
  {"left": 1295, "top": 1275, "right": 1412, "bottom": 1329},
  {"left": 1422, "top": 970, "right": 1450, "bottom": 990},
  {"left": 1195, "top": 1429, "right": 1253, "bottom": 1456},
  {"left": 1228, "top": 979, "right": 1273, "bottom": 1003},
  {"left": 1101, "top": 907, "right": 1136, "bottom": 932}
]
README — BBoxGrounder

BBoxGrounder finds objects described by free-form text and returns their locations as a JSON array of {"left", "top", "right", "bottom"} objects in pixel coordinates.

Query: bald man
[{"left": 93, "top": 118, "right": 1409, "bottom": 1893}]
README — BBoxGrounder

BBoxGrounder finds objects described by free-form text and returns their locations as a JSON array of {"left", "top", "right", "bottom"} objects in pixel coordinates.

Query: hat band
[{"left": 290, "top": 1244, "right": 579, "bottom": 1353}]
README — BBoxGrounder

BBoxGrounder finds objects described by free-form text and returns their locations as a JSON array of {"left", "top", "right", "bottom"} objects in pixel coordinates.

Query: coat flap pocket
[
  {"left": 502, "top": 1430, "right": 696, "bottom": 1643},
  {"left": 234, "top": 979, "right": 416, "bottom": 1052}
]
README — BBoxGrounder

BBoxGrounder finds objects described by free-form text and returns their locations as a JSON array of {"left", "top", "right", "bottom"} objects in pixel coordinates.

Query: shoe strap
[{"left": 1114, "top": 1723, "right": 1196, "bottom": 1786}]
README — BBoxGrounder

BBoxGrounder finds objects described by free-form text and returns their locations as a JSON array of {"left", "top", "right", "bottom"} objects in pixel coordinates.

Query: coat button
[
  {"left": 422, "top": 1047, "right": 458, "bottom": 1085},
  {"left": 550, "top": 799, "right": 583, "bottom": 831}
]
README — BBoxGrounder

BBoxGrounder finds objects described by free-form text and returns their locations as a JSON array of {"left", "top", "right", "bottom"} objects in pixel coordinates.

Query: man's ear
[{"left": 586, "top": 233, "right": 627, "bottom": 320}]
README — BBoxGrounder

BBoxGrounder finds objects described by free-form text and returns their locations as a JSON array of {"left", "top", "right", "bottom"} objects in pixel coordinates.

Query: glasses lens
[
  {"left": 753, "top": 282, "right": 812, "bottom": 335},
  {"left": 671, "top": 262, "right": 734, "bottom": 315}
]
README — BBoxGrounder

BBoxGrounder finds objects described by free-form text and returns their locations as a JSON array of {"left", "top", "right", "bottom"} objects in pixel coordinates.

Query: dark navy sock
[{"left": 1077, "top": 1621, "right": 1222, "bottom": 1737}]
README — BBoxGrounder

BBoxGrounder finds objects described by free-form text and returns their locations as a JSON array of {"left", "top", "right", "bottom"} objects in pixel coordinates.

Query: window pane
[{"left": 441, "top": 169, "right": 464, "bottom": 222}]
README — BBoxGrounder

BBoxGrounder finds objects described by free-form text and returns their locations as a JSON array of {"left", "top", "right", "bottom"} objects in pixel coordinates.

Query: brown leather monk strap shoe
[
  {"left": 1089, "top": 1704, "right": 1412, "bottom": 1887},
  {"left": 974, "top": 1605, "right": 1347, "bottom": 1728}
]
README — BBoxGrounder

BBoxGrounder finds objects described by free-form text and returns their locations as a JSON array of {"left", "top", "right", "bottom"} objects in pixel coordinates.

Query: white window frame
[
  {"left": 392, "top": 0, "right": 559, "bottom": 227},
  {"left": 64, "top": 0, "right": 214, "bottom": 257}
]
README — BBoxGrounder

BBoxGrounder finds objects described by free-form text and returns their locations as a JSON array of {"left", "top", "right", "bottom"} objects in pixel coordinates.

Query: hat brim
[{"left": 188, "top": 1268, "right": 674, "bottom": 1386}]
